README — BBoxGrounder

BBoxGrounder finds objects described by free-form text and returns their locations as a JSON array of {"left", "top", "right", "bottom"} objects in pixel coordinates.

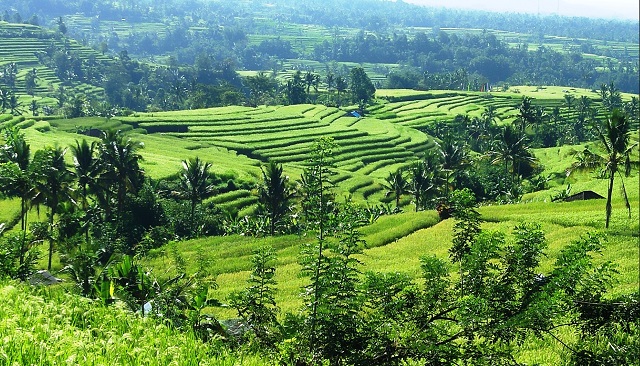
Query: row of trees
[
  {"left": 5, "top": 0, "right": 640, "bottom": 43},
  {"left": 1, "top": 4, "right": 638, "bottom": 118},
  {"left": 381, "top": 98, "right": 636, "bottom": 225},
  {"left": 1, "top": 42, "right": 375, "bottom": 116}
]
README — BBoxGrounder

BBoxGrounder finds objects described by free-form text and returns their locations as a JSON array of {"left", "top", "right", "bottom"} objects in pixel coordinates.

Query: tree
[
  {"left": 229, "top": 246, "right": 280, "bottom": 346},
  {"left": 334, "top": 75, "right": 347, "bottom": 107},
  {"left": 57, "top": 17, "right": 67, "bottom": 35},
  {"left": 516, "top": 95, "right": 536, "bottom": 132},
  {"left": 407, "top": 159, "right": 438, "bottom": 212},
  {"left": 28, "top": 100, "right": 38, "bottom": 116},
  {"left": 601, "top": 82, "right": 622, "bottom": 112},
  {"left": 304, "top": 71, "right": 317, "bottom": 97},
  {"left": 596, "top": 109, "right": 637, "bottom": 228},
  {"left": 98, "top": 130, "right": 144, "bottom": 222},
  {"left": 563, "top": 93, "right": 576, "bottom": 112},
  {"left": 257, "top": 161, "right": 292, "bottom": 235},
  {"left": 298, "top": 137, "right": 338, "bottom": 357},
  {"left": 70, "top": 139, "right": 102, "bottom": 241},
  {"left": 8, "top": 93, "right": 23, "bottom": 116},
  {"left": 349, "top": 67, "right": 375, "bottom": 106},
  {"left": 490, "top": 124, "right": 536, "bottom": 184},
  {"left": 285, "top": 71, "right": 307, "bottom": 105},
  {"left": 1, "top": 63, "right": 17, "bottom": 90},
  {"left": 31, "top": 146, "right": 75, "bottom": 270},
  {"left": 178, "top": 157, "right": 215, "bottom": 223},
  {"left": 623, "top": 96, "right": 639, "bottom": 127},
  {"left": 24, "top": 68, "right": 38, "bottom": 96},
  {"left": 382, "top": 168, "right": 408, "bottom": 209},
  {"left": 71, "top": 140, "right": 101, "bottom": 211},
  {"left": 0, "top": 88, "right": 10, "bottom": 112},
  {"left": 0, "top": 128, "right": 32, "bottom": 233},
  {"left": 436, "top": 137, "right": 469, "bottom": 201},
  {"left": 245, "top": 72, "right": 278, "bottom": 106}
]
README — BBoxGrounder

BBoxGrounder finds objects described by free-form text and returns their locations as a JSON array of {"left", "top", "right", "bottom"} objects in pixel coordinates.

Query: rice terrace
[{"left": 0, "top": 0, "right": 638, "bottom": 365}]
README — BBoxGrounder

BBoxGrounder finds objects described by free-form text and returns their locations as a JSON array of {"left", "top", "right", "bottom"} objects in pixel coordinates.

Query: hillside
[
  {"left": 0, "top": 21, "right": 108, "bottom": 106},
  {"left": 0, "top": 1, "right": 638, "bottom": 363},
  {"left": 4, "top": 86, "right": 634, "bottom": 213}
]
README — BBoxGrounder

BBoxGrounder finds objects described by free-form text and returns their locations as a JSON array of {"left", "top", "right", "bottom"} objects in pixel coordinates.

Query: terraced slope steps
[
  {"left": 0, "top": 22, "right": 108, "bottom": 103},
  {"left": 115, "top": 104, "right": 434, "bottom": 203}
]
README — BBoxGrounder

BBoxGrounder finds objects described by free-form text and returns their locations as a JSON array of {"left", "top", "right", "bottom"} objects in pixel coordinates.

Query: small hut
[
  {"left": 563, "top": 190, "right": 605, "bottom": 202},
  {"left": 29, "top": 270, "right": 62, "bottom": 286}
]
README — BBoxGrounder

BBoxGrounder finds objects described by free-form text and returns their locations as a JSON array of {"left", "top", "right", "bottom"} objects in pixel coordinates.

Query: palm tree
[
  {"left": 335, "top": 76, "right": 347, "bottom": 107},
  {"left": 258, "top": 161, "right": 292, "bottom": 235},
  {"left": 31, "top": 146, "right": 75, "bottom": 270},
  {"left": 0, "top": 127, "right": 32, "bottom": 233},
  {"left": 71, "top": 139, "right": 102, "bottom": 241},
  {"left": 71, "top": 139, "right": 102, "bottom": 210},
  {"left": 576, "top": 96, "right": 592, "bottom": 119},
  {"left": 0, "top": 87, "right": 10, "bottom": 112},
  {"left": 437, "top": 138, "right": 469, "bottom": 200},
  {"left": 516, "top": 96, "right": 536, "bottom": 132},
  {"left": 99, "top": 130, "right": 144, "bottom": 221},
  {"left": 489, "top": 124, "right": 535, "bottom": 184},
  {"left": 481, "top": 105, "right": 497, "bottom": 125},
  {"left": 563, "top": 93, "right": 575, "bottom": 112},
  {"left": 326, "top": 73, "right": 335, "bottom": 95},
  {"left": 623, "top": 96, "right": 639, "bottom": 127},
  {"left": 383, "top": 168, "right": 409, "bottom": 209},
  {"left": 179, "top": 156, "right": 215, "bottom": 221},
  {"left": 408, "top": 161, "right": 436, "bottom": 212},
  {"left": 596, "top": 109, "right": 637, "bottom": 228}
]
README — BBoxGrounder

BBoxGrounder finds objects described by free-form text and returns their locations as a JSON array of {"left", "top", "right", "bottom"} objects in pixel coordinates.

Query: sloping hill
[{"left": 0, "top": 21, "right": 107, "bottom": 104}]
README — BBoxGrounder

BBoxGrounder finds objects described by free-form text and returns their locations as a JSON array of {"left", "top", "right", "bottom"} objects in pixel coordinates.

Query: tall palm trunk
[
  {"left": 48, "top": 200, "right": 57, "bottom": 271},
  {"left": 605, "top": 158, "right": 616, "bottom": 228}
]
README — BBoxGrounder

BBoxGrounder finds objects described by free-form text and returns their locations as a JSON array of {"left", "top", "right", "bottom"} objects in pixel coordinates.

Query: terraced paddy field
[
  {"left": 4, "top": 86, "right": 636, "bottom": 214},
  {"left": 109, "top": 103, "right": 434, "bottom": 203},
  {"left": 140, "top": 170, "right": 638, "bottom": 365},
  {"left": 405, "top": 26, "right": 639, "bottom": 64},
  {"left": 1, "top": 87, "right": 638, "bottom": 364},
  {"left": 0, "top": 22, "right": 107, "bottom": 100}
]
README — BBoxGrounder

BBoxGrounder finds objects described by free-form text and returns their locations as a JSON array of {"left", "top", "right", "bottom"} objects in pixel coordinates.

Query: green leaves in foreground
[{"left": 229, "top": 246, "right": 280, "bottom": 347}]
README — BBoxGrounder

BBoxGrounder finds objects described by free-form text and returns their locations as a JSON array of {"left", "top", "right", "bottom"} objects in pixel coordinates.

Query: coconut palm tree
[
  {"left": 71, "top": 139, "right": 102, "bottom": 210},
  {"left": 437, "top": 138, "right": 470, "bottom": 201},
  {"left": 516, "top": 96, "right": 536, "bottom": 132},
  {"left": 481, "top": 105, "right": 497, "bottom": 126},
  {"left": 335, "top": 76, "right": 347, "bottom": 107},
  {"left": 0, "top": 127, "right": 32, "bottom": 233},
  {"left": 563, "top": 93, "right": 575, "bottom": 112},
  {"left": 408, "top": 160, "right": 437, "bottom": 212},
  {"left": 179, "top": 156, "right": 215, "bottom": 221},
  {"left": 99, "top": 130, "right": 144, "bottom": 221},
  {"left": 383, "top": 168, "right": 409, "bottom": 209},
  {"left": 258, "top": 161, "right": 292, "bottom": 235},
  {"left": 489, "top": 124, "right": 536, "bottom": 185},
  {"left": 596, "top": 109, "right": 637, "bottom": 228},
  {"left": 31, "top": 146, "right": 75, "bottom": 270},
  {"left": 70, "top": 139, "right": 102, "bottom": 241}
]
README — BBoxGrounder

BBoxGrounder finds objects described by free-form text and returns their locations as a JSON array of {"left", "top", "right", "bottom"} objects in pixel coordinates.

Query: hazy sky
[{"left": 402, "top": 0, "right": 640, "bottom": 20}]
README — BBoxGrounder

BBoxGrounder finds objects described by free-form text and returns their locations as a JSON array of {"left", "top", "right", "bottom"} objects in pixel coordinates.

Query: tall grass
[{"left": 0, "top": 281, "right": 269, "bottom": 365}]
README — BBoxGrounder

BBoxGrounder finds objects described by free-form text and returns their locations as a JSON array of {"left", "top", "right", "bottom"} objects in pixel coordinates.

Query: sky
[{"left": 401, "top": 0, "right": 640, "bottom": 20}]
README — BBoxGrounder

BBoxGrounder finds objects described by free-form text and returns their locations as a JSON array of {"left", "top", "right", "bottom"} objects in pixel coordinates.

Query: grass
[
  {"left": 0, "top": 280, "right": 269, "bottom": 365},
  {"left": 139, "top": 174, "right": 638, "bottom": 318}
]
